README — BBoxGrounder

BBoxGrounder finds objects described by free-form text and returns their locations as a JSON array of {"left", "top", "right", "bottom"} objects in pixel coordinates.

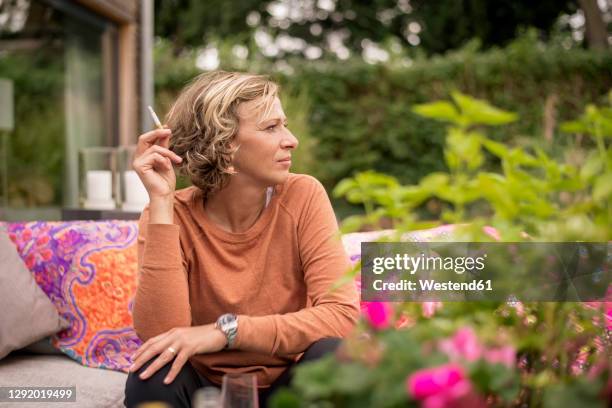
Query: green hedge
[{"left": 154, "top": 36, "right": 611, "bottom": 216}]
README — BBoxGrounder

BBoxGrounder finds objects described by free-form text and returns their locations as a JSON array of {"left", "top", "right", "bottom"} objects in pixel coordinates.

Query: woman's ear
[{"left": 226, "top": 143, "right": 240, "bottom": 175}]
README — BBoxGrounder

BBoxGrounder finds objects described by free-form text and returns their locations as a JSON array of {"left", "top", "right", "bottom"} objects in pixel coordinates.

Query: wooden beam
[
  {"left": 118, "top": 22, "right": 139, "bottom": 146},
  {"left": 74, "top": 0, "right": 137, "bottom": 23}
]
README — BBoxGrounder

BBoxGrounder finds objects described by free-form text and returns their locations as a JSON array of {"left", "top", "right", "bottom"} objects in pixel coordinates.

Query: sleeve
[
  {"left": 132, "top": 205, "right": 192, "bottom": 342},
  {"left": 232, "top": 177, "right": 360, "bottom": 356}
]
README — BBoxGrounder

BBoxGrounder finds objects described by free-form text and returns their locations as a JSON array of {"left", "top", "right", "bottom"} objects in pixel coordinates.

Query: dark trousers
[{"left": 124, "top": 337, "right": 341, "bottom": 408}]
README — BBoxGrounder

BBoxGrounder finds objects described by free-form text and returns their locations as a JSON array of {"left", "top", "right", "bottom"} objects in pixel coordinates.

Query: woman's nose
[{"left": 281, "top": 130, "right": 299, "bottom": 149}]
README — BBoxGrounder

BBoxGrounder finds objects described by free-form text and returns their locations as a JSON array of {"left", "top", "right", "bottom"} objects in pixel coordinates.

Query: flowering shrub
[
  {"left": 270, "top": 95, "right": 611, "bottom": 408},
  {"left": 407, "top": 363, "right": 485, "bottom": 408}
]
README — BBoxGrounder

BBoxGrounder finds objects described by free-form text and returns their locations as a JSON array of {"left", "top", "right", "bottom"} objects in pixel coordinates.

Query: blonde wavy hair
[{"left": 166, "top": 70, "right": 279, "bottom": 196}]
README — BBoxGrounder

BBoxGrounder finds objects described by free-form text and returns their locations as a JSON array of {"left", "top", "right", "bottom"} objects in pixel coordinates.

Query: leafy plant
[
  {"left": 270, "top": 94, "right": 611, "bottom": 408},
  {"left": 332, "top": 92, "right": 611, "bottom": 241}
]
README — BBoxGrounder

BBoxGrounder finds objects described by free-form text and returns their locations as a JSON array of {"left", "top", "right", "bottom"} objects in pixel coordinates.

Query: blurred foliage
[
  {"left": 154, "top": 32, "right": 612, "bottom": 218},
  {"left": 0, "top": 51, "right": 65, "bottom": 207},
  {"left": 270, "top": 94, "right": 611, "bottom": 408},
  {"left": 154, "top": 0, "right": 583, "bottom": 58},
  {"left": 270, "top": 301, "right": 610, "bottom": 408},
  {"left": 333, "top": 92, "right": 611, "bottom": 241}
]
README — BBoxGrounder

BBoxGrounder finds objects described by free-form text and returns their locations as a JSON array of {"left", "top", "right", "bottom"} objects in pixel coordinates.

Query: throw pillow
[
  {"left": 0, "top": 229, "right": 68, "bottom": 359},
  {"left": 5, "top": 221, "right": 142, "bottom": 372}
]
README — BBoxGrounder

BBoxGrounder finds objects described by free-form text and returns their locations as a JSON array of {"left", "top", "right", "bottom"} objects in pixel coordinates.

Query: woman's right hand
[{"left": 132, "top": 128, "right": 183, "bottom": 200}]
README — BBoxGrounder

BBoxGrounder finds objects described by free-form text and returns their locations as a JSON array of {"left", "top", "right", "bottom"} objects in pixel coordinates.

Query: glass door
[{"left": 0, "top": 0, "right": 118, "bottom": 220}]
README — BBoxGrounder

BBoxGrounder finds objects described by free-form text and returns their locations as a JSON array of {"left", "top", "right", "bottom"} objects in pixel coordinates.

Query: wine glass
[
  {"left": 220, "top": 373, "right": 259, "bottom": 408},
  {"left": 192, "top": 386, "right": 222, "bottom": 408}
]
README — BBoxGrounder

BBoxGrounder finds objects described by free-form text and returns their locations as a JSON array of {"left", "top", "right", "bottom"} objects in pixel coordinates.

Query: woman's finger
[
  {"left": 138, "top": 347, "right": 177, "bottom": 380},
  {"left": 149, "top": 153, "right": 173, "bottom": 173},
  {"left": 158, "top": 125, "right": 171, "bottom": 149},
  {"left": 136, "top": 129, "right": 172, "bottom": 155},
  {"left": 135, "top": 146, "right": 182, "bottom": 173},
  {"left": 131, "top": 332, "right": 172, "bottom": 370},
  {"left": 163, "top": 350, "right": 189, "bottom": 384},
  {"left": 132, "top": 332, "right": 176, "bottom": 372},
  {"left": 131, "top": 341, "right": 165, "bottom": 373},
  {"left": 144, "top": 144, "right": 182, "bottom": 164},
  {"left": 132, "top": 331, "right": 167, "bottom": 362}
]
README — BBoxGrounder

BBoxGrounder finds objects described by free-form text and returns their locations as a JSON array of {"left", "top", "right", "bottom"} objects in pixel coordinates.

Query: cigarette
[{"left": 147, "top": 105, "right": 164, "bottom": 130}]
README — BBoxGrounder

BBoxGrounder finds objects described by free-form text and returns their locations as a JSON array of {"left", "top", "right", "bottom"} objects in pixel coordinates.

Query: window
[{"left": 0, "top": 0, "right": 118, "bottom": 220}]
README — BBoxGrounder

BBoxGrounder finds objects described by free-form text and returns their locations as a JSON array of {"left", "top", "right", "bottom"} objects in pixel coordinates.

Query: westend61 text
[
  {"left": 372, "top": 253, "right": 487, "bottom": 275},
  {"left": 373, "top": 279, "right": 493, "bottom": 292}
]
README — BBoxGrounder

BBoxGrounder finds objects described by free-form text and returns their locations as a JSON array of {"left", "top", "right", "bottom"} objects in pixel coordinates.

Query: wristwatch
[{"left": 215, "top": 313, "right": 238, "bottom": 348}]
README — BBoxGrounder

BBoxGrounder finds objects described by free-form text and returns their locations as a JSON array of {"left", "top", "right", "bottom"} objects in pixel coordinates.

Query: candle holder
[
  {"left": 79, "top": 147, "right": 118, "bottom": 210},
  {"left": 117, "top": 145, "right": 149, "bottom": 212}
]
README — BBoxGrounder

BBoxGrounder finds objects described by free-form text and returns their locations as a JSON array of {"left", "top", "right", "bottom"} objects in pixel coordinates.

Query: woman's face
[{"left": 231, "top": 96, "right": 299, "bottom": 186}]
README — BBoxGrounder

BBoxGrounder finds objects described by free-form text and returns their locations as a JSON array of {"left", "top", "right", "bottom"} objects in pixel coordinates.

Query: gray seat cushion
[
  {"left": 0, "top": 354, "right": 128, "bottom": 407},
  {"left": 0, "top": 231, "right": 69, "bottom": 359}
]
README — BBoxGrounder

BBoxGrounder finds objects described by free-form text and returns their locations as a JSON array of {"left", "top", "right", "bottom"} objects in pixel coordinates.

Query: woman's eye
[{"left": 265, "top": 122, "right": 289, "bottom": 131}]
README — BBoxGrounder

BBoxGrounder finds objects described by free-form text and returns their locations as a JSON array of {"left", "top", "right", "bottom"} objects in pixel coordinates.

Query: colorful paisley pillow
[{"left": 5, "top": 221, "right": 142, "bottom": 372}]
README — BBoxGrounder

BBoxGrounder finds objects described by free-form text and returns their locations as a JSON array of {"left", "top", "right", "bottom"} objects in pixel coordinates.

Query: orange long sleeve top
[{"left": 132, "top": 173, "right": 360, "bottom": 387}]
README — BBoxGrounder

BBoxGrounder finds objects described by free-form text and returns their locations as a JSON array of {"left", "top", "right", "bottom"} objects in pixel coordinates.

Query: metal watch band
[{"left": 216, "top": 313, "right": 238, "bottom": 348}]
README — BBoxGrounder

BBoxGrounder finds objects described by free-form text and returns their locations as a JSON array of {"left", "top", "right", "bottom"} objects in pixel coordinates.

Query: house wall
[{"left": 75, "top": 0, "right": 143, "bottom": 146}]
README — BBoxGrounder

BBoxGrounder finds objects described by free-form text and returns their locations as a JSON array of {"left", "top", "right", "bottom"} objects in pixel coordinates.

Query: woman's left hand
[{"left": 129, "top": 324, "right": 227, "bottom": 384}]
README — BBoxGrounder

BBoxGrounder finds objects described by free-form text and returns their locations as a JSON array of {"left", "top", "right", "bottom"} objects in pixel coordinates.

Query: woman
[{"left": 124, "top": 71, "right": 360, "bottom": 407}]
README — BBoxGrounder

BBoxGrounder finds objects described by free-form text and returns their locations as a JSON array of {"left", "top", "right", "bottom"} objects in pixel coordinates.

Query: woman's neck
[{"left": 204, "top": 179, "right": 269, "bottom": 233}]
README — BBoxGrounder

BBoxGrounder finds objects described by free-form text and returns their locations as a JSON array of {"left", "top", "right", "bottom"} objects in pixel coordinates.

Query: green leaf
[
  {"left": 451, "top": 91, "right": 518, "bottom": 126},
  {"left": 542, "top": 379, "right": 607, "bottom": 408},
  {"left": 482, "top": 139, "right": 509, "bottom": 158},
  {"left": 292, "top": 357, "right": 339, "bottom": 400},
  {"left": 412, "top": 101, "right": 461, "bottom": 124},
  {"left": 592, "top": 173, "right": 612, "bottom": 203},
  {"left": 420, "top": 172, "right": 450, "bottom": 193},
  {"left": 560, "top": 119, "right": 590, "bottom": 134},
  {"left": 339, "top": 215, "right": 366, "bottom": 233},
  {"left": 268, "top": 388, "right": 303, "bottom": 408},
  {"left": 580, "top": 152, "right": 604, "bottom": 180},
  {"left": 333, "top": 178, "right": 358, "bottom": 198},
  {"left": 477, "top": 173, "right": 518, "bottom": 218},
  {"left": 397, "top": 185, "right": 431, "bottom": 206},
  {"left": 355, "top": 171, "right": 400, "bottom": 188}
]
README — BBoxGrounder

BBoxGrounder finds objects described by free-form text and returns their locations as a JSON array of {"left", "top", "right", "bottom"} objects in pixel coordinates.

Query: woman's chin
[{"left": 270, "top": 170, "right": 291, "bottom": 185}]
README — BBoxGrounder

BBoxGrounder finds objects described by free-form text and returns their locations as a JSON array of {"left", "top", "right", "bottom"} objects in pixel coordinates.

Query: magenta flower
[
  {"left": 361, "top": 301, "right": 393, "bottom": 330},
  {"left": 439, "top": 327, "right": 483, "bottom": 362},
  {"left": 407, "top": 364, "right": 465, "bottom": 400},
  {"left": 406, "top": 364, "right": 485, "bottom": 408}
]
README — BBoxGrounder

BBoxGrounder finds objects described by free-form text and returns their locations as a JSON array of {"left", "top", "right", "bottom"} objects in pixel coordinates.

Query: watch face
[{"left": 219, "top": 313, "right": 237, "bottom": 329}]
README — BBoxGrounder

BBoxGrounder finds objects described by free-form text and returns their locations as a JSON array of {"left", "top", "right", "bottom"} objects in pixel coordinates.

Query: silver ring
[{"left": 167, "top": 346, "right": 177, "bottom": 355}]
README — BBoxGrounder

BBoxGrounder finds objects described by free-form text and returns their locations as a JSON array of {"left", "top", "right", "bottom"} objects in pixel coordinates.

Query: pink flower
[
  {"left": 483, "top": 346, "right": 516, "bottom": 368},
  {"left": 361, "top": 301, "right": 393, "bottom": 330},
  {"left": 483, "top": 226, "right": 501, "bottom": 241},
  {"left": 406, "top": 364, "right": 486, "bottom": 408},
  {"left": 439, "top": 327, "right": 516, "bottom": 369},
  {"left": 422, "top": 302, "right": 443, "bottom": 318},
  {"left": 395, "top": 313, "right": 414, "bottom": 329},
  {"left": 439, "top": 327, "right": 483, "bottom": 362},
  {"left": 407, "top": 364, "right": 465, "bottom": 400}
]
